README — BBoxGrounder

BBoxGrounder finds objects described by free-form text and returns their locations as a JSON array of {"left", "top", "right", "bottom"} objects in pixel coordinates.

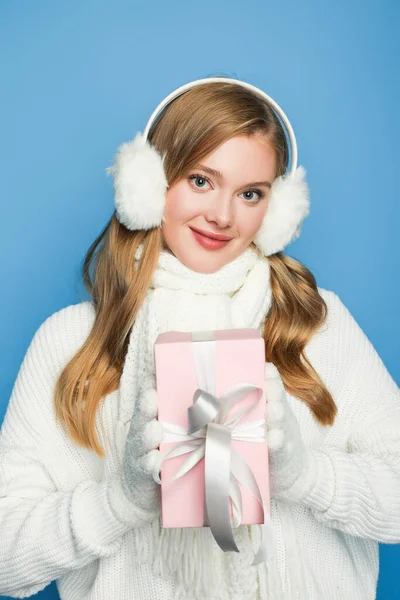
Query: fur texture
[
  {"left": 253, "top": 165, "right": 310, "bottom": 256},
  {"left": 106, "top": 132, "right": 169, "bottom": 231}
]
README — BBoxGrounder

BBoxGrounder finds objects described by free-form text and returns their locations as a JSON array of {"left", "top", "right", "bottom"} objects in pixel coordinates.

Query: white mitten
[
  {"left": 265, "top": 362, "right": 313, "bottom": 503},
  {"left": 109, "top": 374, "right": 163, "bottom": 524}
]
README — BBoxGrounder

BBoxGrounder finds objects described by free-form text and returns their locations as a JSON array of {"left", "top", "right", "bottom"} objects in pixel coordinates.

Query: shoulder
[
  {"left": 29, "top": 301, "right": 96, "bottom": 372},
  {"left": 314, "top": 286, "right": 375, "bottom": 353},
  {"left": 38, "top": 300, "right": 95, "bottom": 340},
  {"left": 307, "top": 287, "right": 398, "bottom": 403},
  {"left": 0, "top": 301, "right": 97, "bottom": 446},
  {"left": 309, "top": 285, "right": 372, "bottom": 358},
  {"left": 317, "top": 286, "right": 351, "bottom": 324},
  {"left": 8, "top": 300, "right": 96, "bottom": 415}
]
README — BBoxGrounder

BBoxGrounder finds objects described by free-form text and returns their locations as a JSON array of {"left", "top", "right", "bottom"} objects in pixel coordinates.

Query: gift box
[{"left": 154, "top": 329, "right": 271, "bottom": 534}]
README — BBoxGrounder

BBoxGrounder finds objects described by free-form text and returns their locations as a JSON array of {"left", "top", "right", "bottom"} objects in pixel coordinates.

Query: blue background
[{"left": 0, "top": 0, "right": 399, "bottom": 598}]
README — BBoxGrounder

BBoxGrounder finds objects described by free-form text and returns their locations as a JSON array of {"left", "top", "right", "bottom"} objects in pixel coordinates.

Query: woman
[{"left": 0, "top": 77, "right": 399, "bottom": 600}]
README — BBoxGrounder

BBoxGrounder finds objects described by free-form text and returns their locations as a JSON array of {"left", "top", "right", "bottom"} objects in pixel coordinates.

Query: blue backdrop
[{"left": 0, "top": 0, "right": 399, "bottom": 598}]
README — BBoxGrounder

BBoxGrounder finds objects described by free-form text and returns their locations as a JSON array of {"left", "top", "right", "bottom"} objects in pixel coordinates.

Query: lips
[
  {"left": 189, "top": 226, "right": 233, "bottom": 251},
  {"left": 189, "top": 226, "right": 232, "bottom": 241}
]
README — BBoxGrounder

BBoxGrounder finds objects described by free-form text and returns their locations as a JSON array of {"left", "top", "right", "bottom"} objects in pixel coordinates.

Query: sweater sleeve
[
  {"left": 289, "top": 291, "right": 400, "bottom": 543},
  {"left": 0, "top": 304, "right": 158, "bottom": 598}
]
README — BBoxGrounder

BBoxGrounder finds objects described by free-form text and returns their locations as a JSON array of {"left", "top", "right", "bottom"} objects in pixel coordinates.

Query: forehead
[{"left": 195, "top": 135, "right": 276, "bottom": 181}]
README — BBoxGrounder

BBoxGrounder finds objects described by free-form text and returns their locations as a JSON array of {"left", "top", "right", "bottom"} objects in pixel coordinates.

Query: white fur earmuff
[
  {"left": 253, "top": 165, "right": 310, "bottom": 256},
  {"left": 106, "top": 132, "right": 169, "bottom": 231}
]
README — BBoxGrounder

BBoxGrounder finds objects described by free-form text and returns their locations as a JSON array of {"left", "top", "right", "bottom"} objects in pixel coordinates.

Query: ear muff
[
  {"left": 106, "top": 77, "right": 310, "bottom": 257},
  {"left": 106, "top": 132, "right": 169, "bottom": 231}
]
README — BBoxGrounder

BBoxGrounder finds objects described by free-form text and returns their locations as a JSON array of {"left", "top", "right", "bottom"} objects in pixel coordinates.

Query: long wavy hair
[{"left": 54, "top": 79, "right": 337, "bottom": 457}]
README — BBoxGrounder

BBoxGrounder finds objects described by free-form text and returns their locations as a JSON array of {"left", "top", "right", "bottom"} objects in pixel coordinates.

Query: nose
[{"left": 204, "top": 191, "right": 234, "bottom": 229}]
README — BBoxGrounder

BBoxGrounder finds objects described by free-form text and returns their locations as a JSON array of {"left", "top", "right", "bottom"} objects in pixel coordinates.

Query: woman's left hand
[{"left": 265, "top": 362, "right": 314, "bottom": 503}]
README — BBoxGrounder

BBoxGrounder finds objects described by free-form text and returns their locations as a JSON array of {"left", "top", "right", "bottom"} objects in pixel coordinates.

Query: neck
[{"left": 135, "top": 242, "right": 271, "bottom": 302}]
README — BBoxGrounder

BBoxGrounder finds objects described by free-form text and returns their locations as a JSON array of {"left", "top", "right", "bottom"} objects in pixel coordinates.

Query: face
[{"left": 161, "top": 134, "right": 276, "bottom": 273}]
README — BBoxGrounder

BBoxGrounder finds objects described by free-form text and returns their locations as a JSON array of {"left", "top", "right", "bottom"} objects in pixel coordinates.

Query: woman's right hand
[{"left": 119, "top": 375, "right": 163, "bottom": 516}]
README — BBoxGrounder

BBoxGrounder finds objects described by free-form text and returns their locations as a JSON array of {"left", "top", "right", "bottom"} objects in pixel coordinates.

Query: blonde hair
[{"left": 54, "top": 80, "right": 337, "bottom": 457}]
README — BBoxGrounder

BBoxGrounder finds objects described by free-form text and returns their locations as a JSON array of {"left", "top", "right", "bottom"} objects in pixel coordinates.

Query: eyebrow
[{"left": 194, "top": 164, "right": 272, "bottom": 189}]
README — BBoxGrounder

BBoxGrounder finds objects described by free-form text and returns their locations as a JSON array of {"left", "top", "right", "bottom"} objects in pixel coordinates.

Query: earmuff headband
[{"left": 142, "top": 77, "right": 298, "bottom": 177}]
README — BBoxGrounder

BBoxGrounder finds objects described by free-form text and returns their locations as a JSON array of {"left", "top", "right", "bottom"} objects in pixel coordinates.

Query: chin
[
  {"left": 164, "top": 229, "right": 244, "bottom": 273},
  {"left": 178, "top": 249, "right": 236, "bottom": 274},
  {"left": 191, "top": 260, "right": 224, "bottom": 274}
]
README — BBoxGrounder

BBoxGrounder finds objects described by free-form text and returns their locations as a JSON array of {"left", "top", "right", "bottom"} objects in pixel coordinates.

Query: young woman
[{"left": 0, "top": 77, "right": 399, "bottom": 600}]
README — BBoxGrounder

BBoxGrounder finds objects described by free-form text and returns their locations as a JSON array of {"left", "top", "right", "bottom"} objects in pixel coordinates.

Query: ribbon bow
[{"left": 154, "top": 331, "right": 277, "bottom": 566}]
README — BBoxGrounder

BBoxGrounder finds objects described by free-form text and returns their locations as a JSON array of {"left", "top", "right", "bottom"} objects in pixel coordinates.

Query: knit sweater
[{"left": 0, "top": 247, "right": 399, "bottom": 600}]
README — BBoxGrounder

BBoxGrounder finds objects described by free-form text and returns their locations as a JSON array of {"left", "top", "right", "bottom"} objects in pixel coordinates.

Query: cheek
[
  {"left": 238, "top": 203, "right": 268, "bottom": 237},
  {"left": 163, "top": 181, "right": 194, "bottom": 223}
]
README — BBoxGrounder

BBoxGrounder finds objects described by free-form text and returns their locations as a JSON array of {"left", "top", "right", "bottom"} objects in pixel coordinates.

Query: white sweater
[{"left": 1, "top": 253, "right": 400, "bottom": 599}]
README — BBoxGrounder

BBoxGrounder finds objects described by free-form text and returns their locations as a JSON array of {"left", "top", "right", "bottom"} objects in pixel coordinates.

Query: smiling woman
[
  {"left": 58, "top": 78, "right": 334, "bottom": 452},
  {"left": 1, "top": 76, "right": 398, "bottom": 600},
  {"left": 162, "top": 134, "right": 277, "bottom": 272}
]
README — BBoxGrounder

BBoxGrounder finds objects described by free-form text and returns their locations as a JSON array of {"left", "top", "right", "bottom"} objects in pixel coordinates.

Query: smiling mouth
[
  {"left": 189, "top": 226, "right": 233, "bottom": 241},
  {"left": 189, "top": 226, "right": 234, "bottom": 251}
]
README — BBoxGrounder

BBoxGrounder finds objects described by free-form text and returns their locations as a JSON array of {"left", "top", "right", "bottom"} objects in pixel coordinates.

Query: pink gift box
[{"left": 154, "top": 329, "right": 271, "bottom": 529}]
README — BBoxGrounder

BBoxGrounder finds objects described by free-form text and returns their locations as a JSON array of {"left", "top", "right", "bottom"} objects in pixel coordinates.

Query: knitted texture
[
  {"left": 109, "top": 377, "right": 163, "bottom": 524},
  {"left": 264, "top": 362, "right": 317, "bottom": 503},
  {"left": 0, "top": 245, "right": 399, "bottom": 599}
]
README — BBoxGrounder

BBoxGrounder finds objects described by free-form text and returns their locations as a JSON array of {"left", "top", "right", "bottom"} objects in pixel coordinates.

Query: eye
[
  {"left": 240, "top": 189, "right": 266, "bottom": 203},
  {"left": 188, "top": 174, "right": 212, "bottom": 190},
  {"left": 188, "top": 173, "right": 266, "bottom": 204}
]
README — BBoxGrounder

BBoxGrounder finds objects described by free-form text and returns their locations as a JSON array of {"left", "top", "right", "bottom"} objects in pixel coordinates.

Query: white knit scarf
[{"left": 115, "top": 243, "right": 307, "bottom": 600}]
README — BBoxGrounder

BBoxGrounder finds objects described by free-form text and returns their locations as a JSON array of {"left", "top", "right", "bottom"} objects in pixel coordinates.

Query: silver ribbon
[{"left": 154, "top": 331, "right": 277, "bottom": 565}]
